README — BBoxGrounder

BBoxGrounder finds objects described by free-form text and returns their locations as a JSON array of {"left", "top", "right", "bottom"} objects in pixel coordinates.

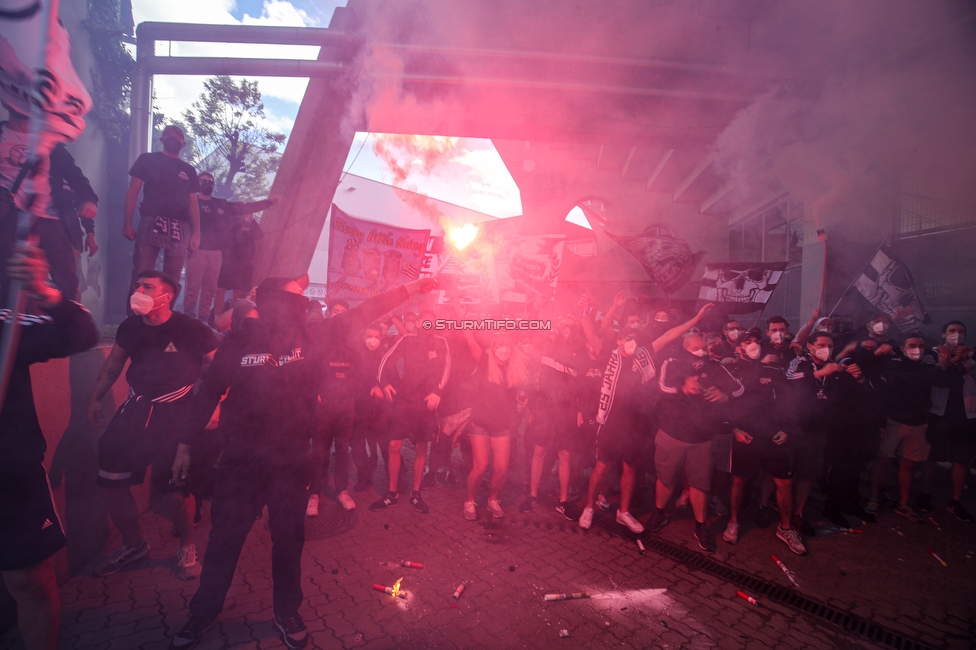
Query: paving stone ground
[{"left": 2, "top": 444, "right": 974, "bottom": 649}]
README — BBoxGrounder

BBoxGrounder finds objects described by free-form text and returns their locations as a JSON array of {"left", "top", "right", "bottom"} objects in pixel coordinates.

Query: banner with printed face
[
  {"left": 326, "top": 205, "right": 429, "bottom": 301},
  {"left": 606, "top": 227, "right": 704, "bottom": 295},
  {"left": 495, "top": 234, "right": 565, "bottom": 304}
]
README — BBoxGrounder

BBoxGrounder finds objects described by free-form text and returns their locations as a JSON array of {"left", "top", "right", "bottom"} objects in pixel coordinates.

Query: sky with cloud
[{"left": 131, "top": 0, "right": 522, "bottom": 217}]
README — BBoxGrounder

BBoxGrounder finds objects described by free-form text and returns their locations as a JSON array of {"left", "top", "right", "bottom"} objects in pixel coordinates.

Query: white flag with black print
[
  {"left": 698, "top": 262, "right": 787, "bottom": 313},
  {"left": 851, "top": 247, "right": 930, "bottom": 330}
]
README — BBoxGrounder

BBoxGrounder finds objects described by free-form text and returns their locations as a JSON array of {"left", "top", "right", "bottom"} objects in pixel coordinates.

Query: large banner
[
  {"left": 326, "top": 205, "right": 429, "bottom": 301},
  {"left": 851, "top": 247, "right": 930, "bottom": 330},
  {"left": 698, "top": 262, "right": 787, "bottom": 313}
]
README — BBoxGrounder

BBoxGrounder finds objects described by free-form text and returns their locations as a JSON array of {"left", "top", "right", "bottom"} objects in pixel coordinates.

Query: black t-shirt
[
  {"left": 601, "top": 351, "right": 654, "bottom": 431},
  {"left": 129, "top": 152, "right": 199, "bottom": 221},
  {"left": 197, "top": 197, "right": 234, "bottom": 250},
  {"left": 116, "top": 312, "right": 218, "bottom": 398}
]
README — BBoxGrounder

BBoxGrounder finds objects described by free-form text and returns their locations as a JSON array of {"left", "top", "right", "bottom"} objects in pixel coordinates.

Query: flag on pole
[
  {"left": 606, "top": 227, "right": 704, "bottom": 295},
  {"left": 698, "top": 262, "right": 787, "bottom": 313},
  {"left": 851, "top": 247, "right": 930, "bottom": 330}
]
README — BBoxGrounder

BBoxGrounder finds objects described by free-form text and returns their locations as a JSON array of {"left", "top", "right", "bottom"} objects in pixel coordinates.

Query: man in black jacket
[
  {"left": 371, "top": 309, "right": 450, "bottom": 514},
  {"left": 649, "top": 334, "right": 743, "bottom": 552},
  {"left": 0, "top": 243, "right": 98, "bottom": 650},
  {"left": 868, "top": 333, "right": 947, "bottom": 522},
  {"left": 168, "top": 276, "right": 433, "bottom": 650}
]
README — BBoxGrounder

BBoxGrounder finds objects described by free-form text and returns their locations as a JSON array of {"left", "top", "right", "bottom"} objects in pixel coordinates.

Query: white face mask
[
  {"left": 130, "top": 291, "right": 169, "bottom": 316},
  {"left": 365, "top": 337, "right": 380, "bottom": 351},
  {"left": 691, "top": 348, "right": 707, "bottom": 358},
  {"left": 726, "top": 329, "right": 741, "bottom": 342},
  {"left": 622, "top": 340, "right": 637, "bottom": 356},
  {"left": 946, "top": 333, "right": 962, "bottom": 346},
  {"left": 872, "top": 322, "right": 888, "bottom": 335},
  {"left": 905, "top": 348, "right": 922, "bottom": 361},
  {"left": 494, "top": 346, "right": 511, "bottom": 361},
  {"left": 813, "top": 347, "right": 831, "bottom": 362},
  {"left": 744, "top": 342, "right": 761, "bottom": 360},
  {"left": 770, "top": 331, "right": 786, "bottom": 345}
]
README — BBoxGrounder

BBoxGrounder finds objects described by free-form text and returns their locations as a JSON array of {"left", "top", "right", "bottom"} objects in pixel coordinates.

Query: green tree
[{"left": 182, "top": 76, "right": 285, "bottom": 201}]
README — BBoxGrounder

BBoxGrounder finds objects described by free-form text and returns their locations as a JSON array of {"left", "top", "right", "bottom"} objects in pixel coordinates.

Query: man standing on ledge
[
  {"left": 169, "top": 277, "right": 435, "bottom": 650},
  {"left": 123, "top": 125, "right": 200, "bottom": 288}
]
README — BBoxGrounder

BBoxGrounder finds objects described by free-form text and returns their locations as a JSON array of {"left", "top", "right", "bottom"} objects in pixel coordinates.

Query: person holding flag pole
[{"left": 0, "top": 3, "right": 95, "bottom": 648}]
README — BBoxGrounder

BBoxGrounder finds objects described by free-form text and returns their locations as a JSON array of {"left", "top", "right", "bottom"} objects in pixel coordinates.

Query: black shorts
[
  {"left": 0, "top": 464, "right": 67, "bottom": 571},
  {"left": 596, "top": 420, "right": 646, "bottom": 467},
  {"left": 927, "top": 416, "right": 976, "bottom": 466},
  {"left": 531, "top": 405, "right": 582, "bottom": 453},
  {"left": 389, "top": 402, "right": 438, "bottom": 443},
  {"left": 792, "top": 439, "right": 826, "bottom": 480},
  {"left": 731, "top": 437, "right": 793, "bottom": 480},
  {"left": 97, "top": 396, "right": 192, "bottom": 494}
]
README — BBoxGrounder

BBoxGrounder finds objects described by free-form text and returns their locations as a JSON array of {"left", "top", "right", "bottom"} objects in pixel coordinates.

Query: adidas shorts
[{"left": 0, "top": 463, "right": 67, "bottom": 570}]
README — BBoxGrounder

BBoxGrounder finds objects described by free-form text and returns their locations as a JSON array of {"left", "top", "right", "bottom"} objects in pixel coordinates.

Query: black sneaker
[
  {"left": 948, "top": 501, "right": 973, "bottom": 523},
  {"left": 169, "top": 615, "right": 216, "bottom": 649},
  {"left": 420, "top": 472, "right": 436, "bottom": 489},
  {"left": 842, "top": 502, "right": 876, "bottom": 524},
  {"left": 93, "top": 538, "right": 150, "bottom": 577},
  {"left": 555, "top": 501, "right": 579, "bottom": 521},
  {"left": 645, "top": 509, "right": 668, "bottom": 533},
  {"left": 821, "top": 505, "right": 850, "bottom": 528},
  {"left": 694, "top": 523, "right": 716, "bottom": 552},
  {"left": 410, "top": 491, "right": 429, "bottom": 514},
  {"left": 273, "top": 613, "right": 309, "bottom": 649},
  {"left": 518, "top": 496, "right": 538, "bottom": 513},
  {"left": 915, "top": 493, "right": 932, "bottom": 513},
  {"left": 369, "top": 492, "right": 398, "bottom": 511},
  {"left": 791, "top": 513, "right": 816, "bottom": 537},
  {"left": 755, "top": 505, "right": 773, "bottom": 529}
]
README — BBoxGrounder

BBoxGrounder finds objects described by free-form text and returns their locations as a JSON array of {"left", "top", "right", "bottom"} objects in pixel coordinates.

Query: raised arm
[{"left": 651, "top": 303, "right": 714, "bottom": 354}]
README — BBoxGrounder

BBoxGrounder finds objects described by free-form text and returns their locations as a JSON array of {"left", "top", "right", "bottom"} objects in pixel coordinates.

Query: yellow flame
[
  {"left": 391, "top": 577, "right": 403, "bottom": 598},
  {"left": 447, "top": 223, "right": 478, "bottom": 251}
]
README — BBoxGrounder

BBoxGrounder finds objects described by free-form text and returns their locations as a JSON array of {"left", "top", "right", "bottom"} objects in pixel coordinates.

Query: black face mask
[
  {"left": 257, "top": 291, "right": 309, "bottom": 327},
  {"left": 161, "top": 136, "right": 182, "bottom": 154},
  {"left": 200, "top": 181, "right": 214, "bottom": 196}
]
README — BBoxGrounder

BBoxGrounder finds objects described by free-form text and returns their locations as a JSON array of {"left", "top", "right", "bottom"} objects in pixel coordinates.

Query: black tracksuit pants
[{"left": 189, "top": 445, "right": 308, "bottom": 620}]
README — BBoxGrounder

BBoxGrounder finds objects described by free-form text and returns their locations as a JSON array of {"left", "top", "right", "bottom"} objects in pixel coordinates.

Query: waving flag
[
  {"left": 606, "top": 227, "right": 704, "bottom": 295},
  {"left": 851, "top": 247, "right": 930, "bottom": 330}
]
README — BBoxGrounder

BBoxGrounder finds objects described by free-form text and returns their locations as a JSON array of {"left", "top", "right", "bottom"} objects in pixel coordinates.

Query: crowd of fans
[{"left": 2, "top": 122, "right": 974, "bottom": 650}]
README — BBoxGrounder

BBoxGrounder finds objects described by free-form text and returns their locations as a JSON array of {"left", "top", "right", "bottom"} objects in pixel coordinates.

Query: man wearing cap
[
  {"left": 168, "top": 275, "right": 434, "bottom": 650},
  {"left": 123, "top": 125, "right": 200, "bottom": 289},
  {"left": 183, "top": 171, "right": 275, "bottom": 321}
]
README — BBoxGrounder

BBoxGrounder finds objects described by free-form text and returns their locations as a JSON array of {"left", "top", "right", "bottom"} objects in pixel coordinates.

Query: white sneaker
[
  {"left": 176, "top": 544, "right": 201, "bottom": 580},
  {"left": 723, "top": 521, "right": 739, "bottom": 545},
  {"left": 337, "top": 490, "right": 356, "bottom": 511},
  {"left": 596, "top": 493, "right": 611, "bottom": 510},
  {"left": 306, "top": 493, "right": 319, "bottom": 517},
  {"left": 578, "top": 506, "right": 594, "bottom": 529},
  {"left": 615, "top": 510, "right": 645, "bottom": 534},
  {"left": 487, "top": 499, "right": 504, "bottom": 519},
  {"left": 463, "top": 500, "right": 477, "bottom": 521}
]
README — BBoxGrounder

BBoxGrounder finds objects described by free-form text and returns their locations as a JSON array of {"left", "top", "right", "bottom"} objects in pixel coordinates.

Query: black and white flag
[
  {"left": 852, "top": 247, "right": 930, "bottom": 330},
  {"left": 698, "top": 262, "right": 787, "bottom": 313}
]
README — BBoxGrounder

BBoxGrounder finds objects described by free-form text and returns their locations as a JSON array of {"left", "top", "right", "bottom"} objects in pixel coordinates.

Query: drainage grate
[{"left": 592, "top": 518, "right": 933, "bottom": 650}]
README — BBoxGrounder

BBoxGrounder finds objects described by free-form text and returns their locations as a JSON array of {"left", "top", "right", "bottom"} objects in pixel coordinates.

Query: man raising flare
[
  {"left": 89, "top": 271, "right": 218, "bottom": 580},
  {"left": 168, "top": 276, "right": 434, "bottom": 649}
]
